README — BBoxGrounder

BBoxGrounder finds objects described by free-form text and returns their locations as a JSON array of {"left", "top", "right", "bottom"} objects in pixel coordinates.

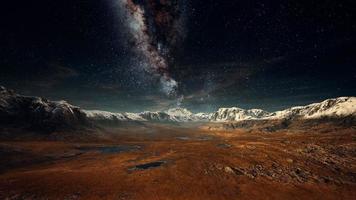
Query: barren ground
[{"left": 0, "top": 123, "right": 355, "bottom": 200}]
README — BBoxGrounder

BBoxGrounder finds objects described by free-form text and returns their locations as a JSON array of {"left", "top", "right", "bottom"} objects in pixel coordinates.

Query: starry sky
[{"left": 1, "top": 0, "right": 356, "bottom": 112}]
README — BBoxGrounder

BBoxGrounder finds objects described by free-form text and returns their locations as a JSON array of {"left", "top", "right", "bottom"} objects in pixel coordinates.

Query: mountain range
[
  {"left": 0, "top": 86, "right": 355, "bottom": 131},
  {"left": 211, "top": 97, "right": 356, "bottom": 122}
]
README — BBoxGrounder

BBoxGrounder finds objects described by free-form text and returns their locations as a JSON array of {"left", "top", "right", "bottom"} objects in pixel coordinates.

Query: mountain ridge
[
  {"left": 211, "top": 97, "right": 355, "bottom": 122},
  {"left": 0, "top": 86, "right": 355, "bottom": 127}
]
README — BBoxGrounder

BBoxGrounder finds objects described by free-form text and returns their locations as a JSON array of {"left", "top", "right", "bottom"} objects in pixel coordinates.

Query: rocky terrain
[
  {"left": 0, "top": 123, "right": 355, "bottom": 200},
  {"left": 0, "top": 86, "right": 355, "bottom": 199},
  {"left": 0, "top": 86, "right": 89, "bottom": 132}
]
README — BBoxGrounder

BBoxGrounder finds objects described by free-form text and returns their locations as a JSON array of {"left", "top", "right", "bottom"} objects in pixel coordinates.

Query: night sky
[{"left": 1, "top": 0, "right": 356, "bottom": 112}]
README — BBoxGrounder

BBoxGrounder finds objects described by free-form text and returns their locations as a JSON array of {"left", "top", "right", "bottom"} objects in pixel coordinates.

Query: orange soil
[{"left": 0, "top": 125, "right": 355, "bottom": 200}]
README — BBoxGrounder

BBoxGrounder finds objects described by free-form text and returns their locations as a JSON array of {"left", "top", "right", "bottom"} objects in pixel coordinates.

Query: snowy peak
[
  {"left": 194, "top": 112, "right": 213, "bottom": 121},
  {"left": 139, "top": 107, "right": 205, "bottom": 122},
  {"left": 166, "top": 107, "right": 193, "bottom": 116},
  {"left": 165, "top": 107, "right": 213, "bottom": 122},
  {"left": 211, "top": 97, "right": 356, "bottom": 122},
  {"left": 211, "top": 107, "right": 270, "bottom": 122},
  {"left": 84, "top": 107, "right": 210, "bottom": 123},
  {"left": 83, "top": 97, "right": 356, "bottom": 123},
  {"left": 269, "top": 97, "right": 356, "bottom": 120},
  {"left": 1, "top": 86, "right": 354, "bottom": 126},
  {"left": 84, "top": 110, "right": 146, "bottom": 122},
  {"left": 166, "top": 107, "right": 194, "bottom": 122},
  {"left": 138, "top": 111, "right": 171, "bottom": 122}
]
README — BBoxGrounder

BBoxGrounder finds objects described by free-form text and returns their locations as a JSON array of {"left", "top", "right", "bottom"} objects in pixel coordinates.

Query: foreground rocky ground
[{"left": 0, "top": 123, "right": 355, "bottom": 200}]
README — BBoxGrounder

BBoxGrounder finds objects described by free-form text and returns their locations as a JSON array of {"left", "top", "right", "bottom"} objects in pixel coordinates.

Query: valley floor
[{"left": 0, "top": 124, "right": 355, "bottom": 200}]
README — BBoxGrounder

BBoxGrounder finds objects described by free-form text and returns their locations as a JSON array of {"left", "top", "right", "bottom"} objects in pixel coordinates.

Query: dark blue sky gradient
[{"left": 1, "top": 0, "right": 355, "bottom": 112}]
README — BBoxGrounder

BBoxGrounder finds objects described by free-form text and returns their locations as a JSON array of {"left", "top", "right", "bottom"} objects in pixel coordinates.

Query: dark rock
[{"left": 0, "top": 86, "right": 91, "bottom": 132}]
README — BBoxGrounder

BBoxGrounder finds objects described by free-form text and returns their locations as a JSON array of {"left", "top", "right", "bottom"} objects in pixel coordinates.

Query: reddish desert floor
[{"left": 0, "top": 123, "right": 355, "bottom": 200}]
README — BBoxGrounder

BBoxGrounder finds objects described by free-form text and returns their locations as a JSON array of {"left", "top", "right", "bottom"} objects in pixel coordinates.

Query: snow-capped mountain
[
  {"left": 138, "top": 107, "right": 210, "bottom": 122},
  {"left": 166, "top": 107, "right": 210, "bottom": 122},
  {"left": 166, "top": 107, "right": 192, "bottom": 115},
  {"left": 210, "top": 107, "right": 270, "bottom": 122},
  {"left": 85, "top": 97, "right": 356, "bottom": 123},
  {"left": 1, "top": 86, "right": 355, "bottom": 128},
  {"left": 165, "top": 108, "right": 193, "bottom": 122},
  {"left": 267, "top": 97, "right": 356, "bottom": 120},
  {"left": 85, "top": 107, "right": 210, "bottom": 123},
  {"left": 138, "top": 111, "right": 171, "bottom": 122},
  {"left": 84, "top": 110, "right": 146, "bottom": 122},
  {"left": 194, "top": 112, "right": 213, "bottom": 121},
  {"left": 210, "top": 97, "right": 356, "bottom": 122}
]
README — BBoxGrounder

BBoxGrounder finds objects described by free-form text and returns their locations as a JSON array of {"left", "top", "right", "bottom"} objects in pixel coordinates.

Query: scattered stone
[
  {"left": 224, "top": 166, "right": 235, "bottom": 174},
  {"left": 232, "top": 167, "right": 245, "bottom": 176}
]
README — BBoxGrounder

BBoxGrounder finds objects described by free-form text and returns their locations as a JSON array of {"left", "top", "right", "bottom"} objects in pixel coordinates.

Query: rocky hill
[{"left": 0, "top": 86, "right": 89, "bottom": 131}]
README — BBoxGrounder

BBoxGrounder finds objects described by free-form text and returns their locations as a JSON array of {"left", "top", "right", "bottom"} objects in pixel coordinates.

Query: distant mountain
[
  {"left": 267, "top": 97, "right": 356, "bottom": 120},
  {"left": 164, "top": 107, "right": 211, "bottom": 122},
  {"left": 210, "top": 107, "right": 270, "bottom": 122},
  {"left": 84, "top": 107, "right": 210, "bottom": 123},
  {"left": 137, "top": 107, "right": 211, "bottom": 122},
  {"left": 84, "top": 110, "right": 145, "bottom": 124},
  {"left": 1, "top": 86, "right": 355, "bottom": 130},
  {"left": 210, "top": 97, "right": 356, "bottom": 122},
  {"left": 138, "top": 111, "right": 171, "bottom": 122},
  {"left": 194, "top": 112, "right": 213, "bottom": 121}
]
